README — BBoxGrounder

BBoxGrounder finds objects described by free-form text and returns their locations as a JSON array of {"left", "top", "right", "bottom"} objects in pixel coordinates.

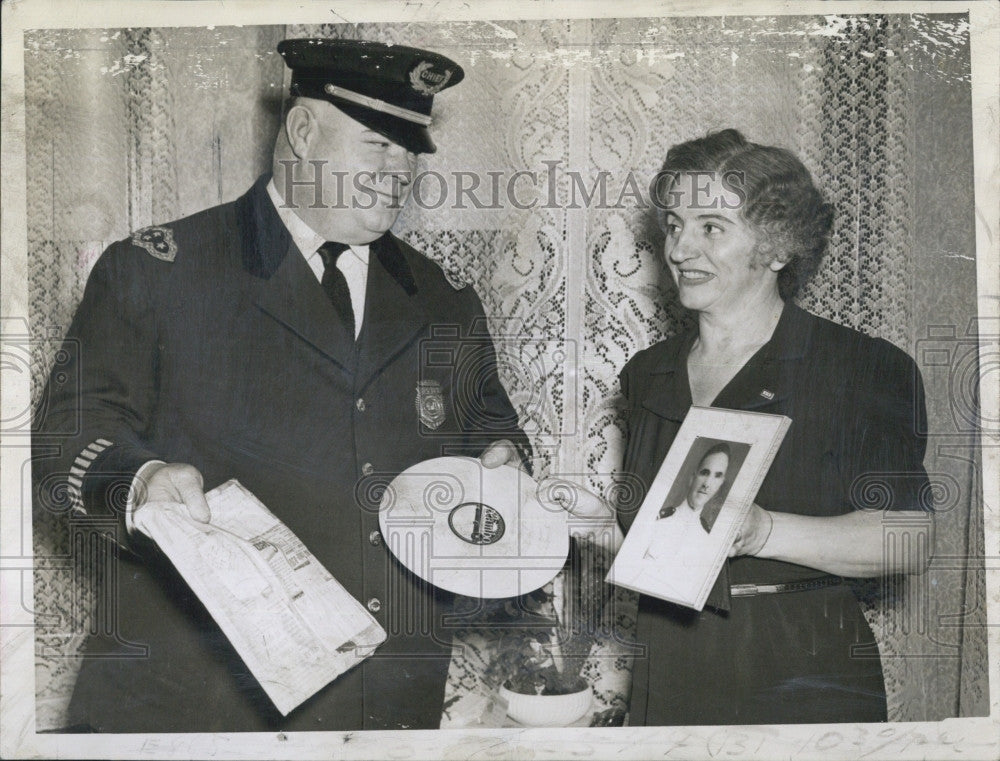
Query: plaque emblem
[
  {"left": 409, "top": 61, "right": 454, "bottom": 95},
  {"left": 448, "top": 502, "right": 506, "bottom": 545},
  {"left": 132, "top": 225, "right": 178, "bottom": 262},
  {"left": 415, "top": 380, "right": 446, "bottom": 429}
]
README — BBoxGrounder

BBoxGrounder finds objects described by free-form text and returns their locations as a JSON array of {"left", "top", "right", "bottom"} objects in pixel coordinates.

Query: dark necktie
[{"left": 317, "top": 241, "right": 354, "bottom": 337}]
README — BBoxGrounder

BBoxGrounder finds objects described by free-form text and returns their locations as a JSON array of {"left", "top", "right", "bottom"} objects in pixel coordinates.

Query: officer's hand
[
  {"left": 479, "top": 439, "right": 525, "bottom": 471},
  {"left": 132, "top": 462, "right": 211, "bottom": 536}
]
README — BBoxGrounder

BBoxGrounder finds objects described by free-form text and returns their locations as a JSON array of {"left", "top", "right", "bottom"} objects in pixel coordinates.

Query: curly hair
[{"left": 653, "top": 128, "right": 834, "bottom": 300}]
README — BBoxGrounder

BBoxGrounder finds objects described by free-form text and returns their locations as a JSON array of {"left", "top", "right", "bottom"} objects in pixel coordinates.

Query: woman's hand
[
  {"left": 538, "top": 477, "right": 609, "bottom": 519},
  {"left": 728, "top": 503, "right": 774, "bottom": 557},
  {"left": 537, "top": 477, "right": 624, "bottom": 551}
]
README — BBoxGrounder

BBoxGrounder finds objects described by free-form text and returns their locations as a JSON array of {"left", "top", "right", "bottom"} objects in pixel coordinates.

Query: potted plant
[{"left": 483, "top": 580, "right": 596, "bottom": 727}]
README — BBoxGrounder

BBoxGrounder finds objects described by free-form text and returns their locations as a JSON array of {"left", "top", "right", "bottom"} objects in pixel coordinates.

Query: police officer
[{"left": 34, "top": 38, "right": 529, "bottom": 732}]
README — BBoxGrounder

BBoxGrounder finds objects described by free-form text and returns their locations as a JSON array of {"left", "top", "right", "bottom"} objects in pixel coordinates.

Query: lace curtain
[{"left": 26, "top": 14, "right": 983, "bottom": 729}]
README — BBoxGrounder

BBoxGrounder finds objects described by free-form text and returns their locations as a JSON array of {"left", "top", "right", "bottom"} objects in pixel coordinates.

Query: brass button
[
  {"left": 367, "top": 597, "right": 382, "bottom": 613},
  {"left": 356, "top": 397, "right": 366, "bottom": 412},
  {"left": 368, "top": 530, "right": 382, "bottom": 547},
  {"left": 361, "top": 462, "right": 374, "bottom": 476}
]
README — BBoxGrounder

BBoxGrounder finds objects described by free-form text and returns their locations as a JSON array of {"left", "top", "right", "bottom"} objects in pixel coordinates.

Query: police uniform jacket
[{"left": 34, "top": 174, "right": 530, "bottom": 732}]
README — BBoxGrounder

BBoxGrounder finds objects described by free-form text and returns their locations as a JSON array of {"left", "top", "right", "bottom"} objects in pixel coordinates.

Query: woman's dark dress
[{"left": 619, "top": 302, "right": 929, "bottom": 725}]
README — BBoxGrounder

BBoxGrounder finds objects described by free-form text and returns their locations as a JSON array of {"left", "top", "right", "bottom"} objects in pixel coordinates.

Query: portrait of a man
[
  {"left": 653, "top": 442, "right": 733, "bottom": 535},
  {"left": 642, "top": 438, "right": 748, "bottom": 566}
]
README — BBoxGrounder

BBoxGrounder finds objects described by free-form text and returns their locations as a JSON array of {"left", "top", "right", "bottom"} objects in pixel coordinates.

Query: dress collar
[
  {"left": 650, "top": 300, "right": 812, "bottom": 376},
  {"left": 641, "top": 300, "right": 814, "bottom": 419}
]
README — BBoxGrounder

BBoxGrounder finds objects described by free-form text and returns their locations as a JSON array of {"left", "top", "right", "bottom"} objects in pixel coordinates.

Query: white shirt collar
[
  {"left": 265, "top": 178, "right": 369, "bottom": 265},
  {"left": 678, "top": 499, "right": 705, "bottom": 517},
  {"left": 266, "top": 178, "right": 325, "bottom": 257}
]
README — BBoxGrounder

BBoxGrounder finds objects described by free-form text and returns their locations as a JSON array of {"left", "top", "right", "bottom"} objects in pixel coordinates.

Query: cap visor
[{"left": 330, "top": 101, "right": 436, "bottom": 154}]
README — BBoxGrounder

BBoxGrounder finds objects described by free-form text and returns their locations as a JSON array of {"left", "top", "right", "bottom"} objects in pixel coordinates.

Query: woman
[{"left": 568, "top": 129, "right": 933, "bottom": 725}]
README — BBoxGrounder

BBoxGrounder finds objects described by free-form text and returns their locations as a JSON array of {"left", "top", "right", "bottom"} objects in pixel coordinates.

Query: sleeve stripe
[
  {"left": 68, "top": 438, "right": 115, "bottom": 515},
  {"left": 68, "top": 486, "right": 84, "bottom": 514}
]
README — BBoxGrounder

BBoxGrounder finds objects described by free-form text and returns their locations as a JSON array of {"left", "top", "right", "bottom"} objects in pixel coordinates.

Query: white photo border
[{"left": 2, "top": 1, "right": 997, "bottom": 759}]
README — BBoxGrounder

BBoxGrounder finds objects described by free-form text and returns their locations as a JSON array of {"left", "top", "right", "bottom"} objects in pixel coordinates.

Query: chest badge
[
  {"left": 759, "top": 389, "right": 775, "bottom": 400},
  {"left": 415, "top": 380, "right": 446, "bottom": 429}
]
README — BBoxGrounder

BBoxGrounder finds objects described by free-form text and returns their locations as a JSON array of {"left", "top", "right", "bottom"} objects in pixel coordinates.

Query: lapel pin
[{"left": 760, "top": 389, "right": 775, "bottom": 400}]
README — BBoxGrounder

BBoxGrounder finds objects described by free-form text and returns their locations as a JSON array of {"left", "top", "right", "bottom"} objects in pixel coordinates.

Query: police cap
[{"left": 277, "top": 38, "right": 464, "bottom": 155}]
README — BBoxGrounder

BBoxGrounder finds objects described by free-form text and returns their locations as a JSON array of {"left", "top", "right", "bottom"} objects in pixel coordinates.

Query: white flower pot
[{"left": 499, "top": 684, "right": 593, "bottom": 727}]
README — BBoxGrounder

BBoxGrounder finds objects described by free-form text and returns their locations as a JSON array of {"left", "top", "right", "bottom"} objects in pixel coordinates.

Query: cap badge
[
  {"left": 416, "top": 380, "right": 446, "bottom": 429},
  {"left": 409, "top": 61, "right": 453, "bottom": 95}
]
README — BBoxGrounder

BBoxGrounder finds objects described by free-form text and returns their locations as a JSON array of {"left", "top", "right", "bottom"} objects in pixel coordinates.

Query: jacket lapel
[
  {"left": 641, "top": 330, "right": 694, "bottom": 422},
  {"left": 634, "top": 302, "right": 812, "bottom": 420},
  {"left": 237, "top": 175, "right": 357, "bottom": 371},
  {"left": 356, "top": 234, "right": 428, "bottom": 389},
  {"left": 712, "top": 301, "right": 812, "bottom": 412}
]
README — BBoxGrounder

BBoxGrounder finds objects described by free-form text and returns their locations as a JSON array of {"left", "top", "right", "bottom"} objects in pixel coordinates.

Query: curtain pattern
[{"left": 25, "top": 15, "right": 981, "bottom": 730}]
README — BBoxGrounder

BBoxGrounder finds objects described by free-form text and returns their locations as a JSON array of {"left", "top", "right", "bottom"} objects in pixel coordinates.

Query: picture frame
[{"left": 607, "top": 406, "right": 790, "bottom": 610}]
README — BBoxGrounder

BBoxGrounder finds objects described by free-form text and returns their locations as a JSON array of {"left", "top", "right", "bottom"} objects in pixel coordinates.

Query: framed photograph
[{"left": 607, "top": 407, "right": 789, "bottom": 610}]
